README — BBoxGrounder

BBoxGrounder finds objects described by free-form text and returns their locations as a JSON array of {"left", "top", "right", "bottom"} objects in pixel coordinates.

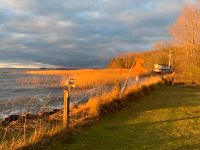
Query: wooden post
[
  {"left": 63, "top": 78, "right": 75, "bottom": 128},
  {"left": 136, "top": 76, "right": 139, "bottom": 89},
  {"left": 63, "top": 89, "right": 70, "bottom": 128}
]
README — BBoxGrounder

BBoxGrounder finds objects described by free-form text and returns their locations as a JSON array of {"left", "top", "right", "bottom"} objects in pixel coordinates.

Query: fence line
[{"left": 0, "top": 75, "right": 161, "bottom": 150}]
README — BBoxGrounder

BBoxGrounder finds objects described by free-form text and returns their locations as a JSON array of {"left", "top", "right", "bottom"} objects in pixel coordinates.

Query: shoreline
[
  {"left": 0, "top": 108, "right": 61, "bottom": 125},
  {"left": 0, "top": 84, "right": 115, "bottom": 123}
]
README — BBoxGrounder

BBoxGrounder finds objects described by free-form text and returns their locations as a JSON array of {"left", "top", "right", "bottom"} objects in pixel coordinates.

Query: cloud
[{"left": 0, "top": 0, "right": 185, "bottom": 68}]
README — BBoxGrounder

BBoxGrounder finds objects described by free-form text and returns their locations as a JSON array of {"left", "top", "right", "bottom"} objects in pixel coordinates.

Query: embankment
[
  {"left": 46, "top": 85, "right": 200, "bottom": 150},
  {"left": 4, "top": 77, "right": 162, "bottom": 150}
]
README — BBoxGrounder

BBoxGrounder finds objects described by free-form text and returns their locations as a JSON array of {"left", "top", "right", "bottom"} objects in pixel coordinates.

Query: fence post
[
  {"left": 136, "top": 75, "right": 139, "bottom": 89},
  {"left": 63, "top": 79, "right": 75, "bottom": 129},
  {"left": 63, "top": 89, "right": 70, "bottom": 128}
]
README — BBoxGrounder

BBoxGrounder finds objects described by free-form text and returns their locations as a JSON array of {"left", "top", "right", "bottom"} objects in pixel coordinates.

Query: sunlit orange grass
[
  {"left": 25, "top": 69, "right": 144, "bottom": 89},
  {"left": 0, "top": 121, "right": 64, "bottom": 150},
  {"left": 71, "top": 87, "right": 120, "bottom": 117},
  {"left": 69, "top": 77, "right": 162, "bottom": 124},
  {"left": 126, "top": 76, "right": 162, "bottom": 95}
]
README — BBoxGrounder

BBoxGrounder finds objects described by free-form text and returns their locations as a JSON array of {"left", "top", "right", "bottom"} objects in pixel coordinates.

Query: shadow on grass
[{"left": 47, "top": 118, "right": 200, "bottom": 150}]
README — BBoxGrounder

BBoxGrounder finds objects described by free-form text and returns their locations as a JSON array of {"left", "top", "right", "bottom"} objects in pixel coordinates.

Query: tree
[
  {"left": 169, "top": 1, "right": 200, "bottom": 58},
  {"left": 154, "top": 41, "right": 170, "bottom": 51}
]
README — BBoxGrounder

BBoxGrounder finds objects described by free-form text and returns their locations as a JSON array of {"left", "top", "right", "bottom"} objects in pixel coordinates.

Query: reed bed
[{"left": 24, "top": 69, "right": 145, "bottom": 89}]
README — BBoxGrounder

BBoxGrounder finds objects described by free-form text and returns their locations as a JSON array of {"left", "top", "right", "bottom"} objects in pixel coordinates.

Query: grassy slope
[{"left": 48, "top": 85, "right": 200, "bottom": 150}]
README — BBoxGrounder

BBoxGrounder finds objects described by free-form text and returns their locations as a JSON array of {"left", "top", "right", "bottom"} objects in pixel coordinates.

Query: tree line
[{"left": 108, "top": 1, "right": 200, "bottom": 85}]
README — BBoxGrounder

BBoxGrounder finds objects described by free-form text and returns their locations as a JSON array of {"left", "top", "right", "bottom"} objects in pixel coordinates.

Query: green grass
[{"left": 48, "top": 85, "right": 200, "bottom": 150}]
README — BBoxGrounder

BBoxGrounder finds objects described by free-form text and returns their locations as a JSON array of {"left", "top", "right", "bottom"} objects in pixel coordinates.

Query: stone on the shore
[{"left": 3, "top": 115, "right": 20, "bottom": 124}]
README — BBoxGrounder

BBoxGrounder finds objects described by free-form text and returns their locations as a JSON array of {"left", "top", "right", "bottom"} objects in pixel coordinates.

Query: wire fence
[
  {"left": 0, "top": 79, "right": 117, "bottom": 122},
  {"left": 0, "top": 70, "right": 156, "bottom": 150}
]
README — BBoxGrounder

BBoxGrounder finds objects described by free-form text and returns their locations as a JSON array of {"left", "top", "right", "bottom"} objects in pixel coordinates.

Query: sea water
[{"left": 0, "top": 68, "right": 113, "bottom": 121}]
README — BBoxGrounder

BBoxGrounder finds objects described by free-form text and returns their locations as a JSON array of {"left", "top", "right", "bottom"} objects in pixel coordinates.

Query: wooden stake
[{"left": 63, "top": 89, "right": 70, "bottom": 128}]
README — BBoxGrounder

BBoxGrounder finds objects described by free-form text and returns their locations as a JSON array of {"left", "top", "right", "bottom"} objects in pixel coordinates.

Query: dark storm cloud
[{"left": 0, "top": 0, "right": 185, "bottom": 68}]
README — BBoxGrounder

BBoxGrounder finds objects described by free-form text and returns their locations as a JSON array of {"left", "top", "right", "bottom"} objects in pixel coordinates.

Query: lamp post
[{"left": 63, "top": 78, "right": 75, "bottom": 128}]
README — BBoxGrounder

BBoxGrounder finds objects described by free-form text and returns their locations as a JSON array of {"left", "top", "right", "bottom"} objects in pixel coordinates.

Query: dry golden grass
[
  {"left": 48, "top": 77, "right": 162, "bottom": 131},
  {"left": 65, "top": 76, "right": 162, "bottom": 126},
  {"left": 0, "top": 114, "right": 65, "bottom": 150},
  {"left": 25, "top": 69, "right": 146, "bottom": 89},
  {"left": 0, "top": 69, "right": 161, "bottom": 150}
]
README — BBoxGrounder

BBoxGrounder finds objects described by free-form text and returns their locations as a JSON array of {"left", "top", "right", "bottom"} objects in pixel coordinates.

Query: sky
[{"left": 0, "top": 0, "right": 185, "bottom": 68}]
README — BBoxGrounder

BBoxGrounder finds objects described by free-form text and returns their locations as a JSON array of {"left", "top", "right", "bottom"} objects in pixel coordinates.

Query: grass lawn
[{"left": 48, "top": 85, "right": 200, "bottom": 150}]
